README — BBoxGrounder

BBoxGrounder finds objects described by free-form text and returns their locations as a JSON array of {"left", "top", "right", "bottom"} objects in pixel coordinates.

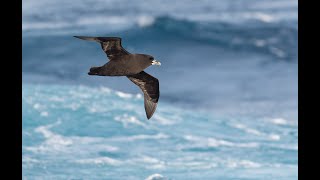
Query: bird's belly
[{"left": 102, "top": 62, "right": 141, "bottom": 76}]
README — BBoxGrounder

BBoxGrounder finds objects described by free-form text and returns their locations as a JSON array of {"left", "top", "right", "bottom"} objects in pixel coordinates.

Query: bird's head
[
  {"left": 136, "top": 54, "right": 161, "bottom": 67},
  {"left": 133, "top": 54, "right": 161, "bottom": 72},
  {"left": 149, "top": 56, "right": 161, "bottom": 66}
]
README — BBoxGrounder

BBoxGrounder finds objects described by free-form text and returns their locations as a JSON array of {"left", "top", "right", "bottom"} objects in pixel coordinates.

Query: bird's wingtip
[
  {"left": 73, "top": 36, "right": 83, "bottom": 39},
  {"left": 73, "top": 36, "right": 98, "bottom": 42},
  {"left": 144, "top": 99, "right": 157, "bottom": 120},
  {"left": 146, "top": 114, "right": 152, "bottom": 120}
]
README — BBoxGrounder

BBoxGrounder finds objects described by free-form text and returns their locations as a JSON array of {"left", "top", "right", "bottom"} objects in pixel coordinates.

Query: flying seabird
[{"left": 74, "top": 36, "right": 161, "bottom": 119}]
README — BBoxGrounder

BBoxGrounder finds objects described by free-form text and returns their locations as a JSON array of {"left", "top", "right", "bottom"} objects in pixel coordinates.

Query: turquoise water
[{"left": 23, "top": 84, "right": 297, "bottom": 179}]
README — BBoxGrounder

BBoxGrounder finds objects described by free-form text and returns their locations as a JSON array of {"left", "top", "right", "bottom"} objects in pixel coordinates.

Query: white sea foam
[
  {"left": 253, "top": 13, "right": 274, "bottom": 22},
  {"left": 114, "top": 114, "right": 147, "bottom": 128},
  {"left": 111, "top": 133, "right": 169, "bottom": 142},
  {"left": 135, "top": 93, "right": 143, "bottom": 99},
  {"left": 40, "top": 111, "right": 49, "bottom": 117},
  {"left": 270, "top": 47, "right": 286, "bottom": 58},
  {"left": 119, "top": 156, "right": 167, "bottom": 169},
  {"left": 99, "top": 87, "right": 112, "bottom": 94},
  {"left": 77, "top": 16, "right": 129, "bottom": 26},
  {"left": 23, "top": 15, "right": 132, "bottom": 31},
  {"left": 232, "top": 123, "right": 263, "bottom": 136},
  {"left": 115, "top": 91, "right": 133, "bottom": 99},
  {"left": 87, "top": 105, "right": 109, "bottom": 113},
  {"left": 48, "top": 96, "right": 65, "bottom": 102},
  {"left": 153, "top": 115, "right": 175, "bottom": 125},
  {"left": 65, "top": 102, "right": 81, "bottom": 111},
  {"left": 23, "top": 156, "right": 40, "bottom": 163},
  {"left": 225, "top": 159, "right": 262, "bottom": 168},
  {"left": 23, "top": 22, "right": 71, "bottom": 30},
  {"left": 168, "top": 159, "right": 217, "bottom": 170},
  {"left": 269, "top": 134, "right": 281, "bottom": 141},
  {"left": 33, "top": 103, "right": 41, "bottom": 110},
  {"left": 26, "top": 121, "right": 120, "bottom": 154},
  {"left": 183, "top": 135, "right": 259, "bottom": 148},
  {"left": 231, "top": 123, "right": 281, "bottom": 141},
  {"left": 75, "top": 157, "right": 121, "bottom": 165},
  {"left": 137, "top": 15, "right": 155, "bottom": 27},
  {"left": 145, "top": 174, "right": 167, "bottom": 180},
  {"left": 173, "top": 164, "right": 213, "bottom": 170},
  {"left": 270, "top": 118, "right": 288, "bottom": 125},
  {"left": 254, "top": 39, "right": 267, "bottom": 47},
  {"left": 169, "top": 156, "right": 262, "bottom": 169},
  {"left": 69, "top": 90, "right": 92, "bottom": 99},
  {"left": 272, "top": 144, "right": 298, "bottom": 151},
  {"left": 139, "top": 156, "right": 162, "bottom": 164},
  {"left": 26, "top": 121, "right": 73, "bottom": 153}
]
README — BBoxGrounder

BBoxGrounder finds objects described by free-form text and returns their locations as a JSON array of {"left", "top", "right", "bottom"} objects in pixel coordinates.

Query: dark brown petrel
[{"left": 74, "top": 36, "right": 161, "bottom": 119}]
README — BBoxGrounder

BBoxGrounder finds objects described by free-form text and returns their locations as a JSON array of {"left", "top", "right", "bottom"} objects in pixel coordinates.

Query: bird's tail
[{"left": 88, "top": 67, "right": 101, "bottom": 75}]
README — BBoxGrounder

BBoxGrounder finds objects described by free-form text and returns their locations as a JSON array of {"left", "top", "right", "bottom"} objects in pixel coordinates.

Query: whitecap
[
  {"left": 23, "top": 156, "right": 39, "bottom": 163},
  {"left": 115, "top": 91, "right": 133, "bottom": 99},
  {"left": 75, "top": 157, "right": 121, "bottom": 166},
  {"left": 167, "top": 155, "right": 221, "bottom": 170},
  {"left": 254, "top": 39, "right": 266, "bottom": 47},
  {"left": 270, "top": 118, "right": 288, "bottom": 125},
  {"left": 76, "top": 16, "right": 129, "bottom": 26},
  {"left": 254, "top": 13, "right": 274, "bottom": 23},
  {"left": 26, "top": 121, "right": 73, "bottom": 153},
  {"left": 238, "top": 160, "right": 262, "bottom": 168},
  {"left": 269, "top": 134, "right": 281, "bottom": 141},
  {"left": 48, "top": 96, "right": 65, "bottom": 102},
  {"left": 65, "top": 102, "right": 80, "bottom": 111},
  {"left": 69, "top": 90, "right": 91, "bottom": 99},
  {"left": 232, "top": 123, "right": 263, "bottom": 136},
  {"left": 269, "top": 47, "right": 286, "bottom": 58},
  {"left": 111, "top": 133, "right": 169, "bottom": 142},
  {"left": 272, "top": 144, "right": 298, "bottom": 151},
  {"left": 114, "top": 114, "right": 147, "bottom": 128},
  {"left": 223, "top": 159, "right": 262, "bottom": 168},
  {"left": 133, "top": 156, "right": 164, "bottom": 165},
  {"left": 26, "top": 123, "right": 120, "bottom": 155},
  {"left": 135, "top": 93, "right": 143, "bottom": 99},
  {"left": 153, "top": 115, "right": 175, "bottom": 125},
  {"left": 87, "top": 105, "right": 109, "bottom": 113},
  {"left": 99, "top": 86, "right": 111, "bottom": 94},
  {"left": 33, "top": 103, "right": 41, "bottom": 110},
  {"left": 231, "top": 123, "right": 284, "bottom": 141},
  {"left": 40, "top": 111, "right": 49, "bottom": 117},
  {"left": 125, "top": 156, "right": 166, "bottom": 169},
  {"left": 22, "top": 22, "right": 71, "bottom": 30},
  {"left": 137, "top": 15, "right": 155, "bottom": 27},
  {"left": 183, "top": 135, "right": 259, "bottom": 148},
  {"left": 145, "top": 174, "right": 167, "bottom": 180}
]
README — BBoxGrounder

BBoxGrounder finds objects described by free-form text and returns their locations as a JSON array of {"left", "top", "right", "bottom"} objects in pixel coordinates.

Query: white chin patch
[{"left": 152, "top": 60, "right": 161, "bottom": 66}]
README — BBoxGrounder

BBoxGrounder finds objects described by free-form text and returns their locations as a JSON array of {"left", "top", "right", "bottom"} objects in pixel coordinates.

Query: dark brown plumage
[{"left": 74, "top": 36, "right": 161, "bottom": 119}]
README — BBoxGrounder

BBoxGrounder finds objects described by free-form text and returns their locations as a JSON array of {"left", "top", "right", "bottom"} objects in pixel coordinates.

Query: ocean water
[{"left": 23, "top": 0, "right": 298, "bottom": 179}]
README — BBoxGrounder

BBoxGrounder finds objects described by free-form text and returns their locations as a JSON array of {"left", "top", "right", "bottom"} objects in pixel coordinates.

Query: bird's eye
[{"left": 149, "top": 57, "right": 154, "bottom": 60}]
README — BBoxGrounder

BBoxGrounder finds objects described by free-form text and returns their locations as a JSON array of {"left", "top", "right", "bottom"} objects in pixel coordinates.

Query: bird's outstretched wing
[
  {"left": 127, "top": 71, "right": 160, "bottom": 119},
  {"left": 74, "top": 36, "right": 130, "bottom": 60}
]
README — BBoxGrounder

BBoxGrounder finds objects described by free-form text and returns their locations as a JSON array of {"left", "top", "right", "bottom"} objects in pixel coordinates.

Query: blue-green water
[{"left": 23, "top": 84, "right": 297, "bottom": 179}]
